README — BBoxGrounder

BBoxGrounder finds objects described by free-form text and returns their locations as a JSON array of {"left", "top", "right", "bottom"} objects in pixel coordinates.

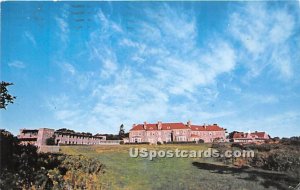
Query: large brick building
[
  {"left": 18, "top": 128, "right": 106, "bottom": 147},
  {"left": 129, "top": 121, "right": 226, "bottom": 144}
]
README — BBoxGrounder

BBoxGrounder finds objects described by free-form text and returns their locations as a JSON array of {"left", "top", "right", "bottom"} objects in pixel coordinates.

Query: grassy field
[{"left": 60, "top": 144, "right": 291, "bottom": 190}]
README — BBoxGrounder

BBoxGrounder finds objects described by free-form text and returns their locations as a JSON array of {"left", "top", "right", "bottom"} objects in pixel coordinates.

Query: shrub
[
  {"left": 0, "top": 130, "right": 105, "bottom": 189},
  {"left": 124, "top": 142, "right": 150, "bottom": 145},
  {"left": 231, "top": 143, "right": 244, "bottom": 149},
  {"left": 157, "top": 141, "right": 162, "bottom": 145},
  {"left": 281, "top": 136, "right": 300, "bottom": 146},
  {"left": 243, "top": 144, "right": 271, "bottom": 152},
  {"left": 165, "top": 141, "right": 196, "bottom": 144},
  {"left": 211, "top": 143, "right": 226, "bottom": 149},
  {"left": 119, "top": 140, "right": 124, "bottom": 144},
  {"left": 46, "top": 137, "right": 56, "bottom": 145}
]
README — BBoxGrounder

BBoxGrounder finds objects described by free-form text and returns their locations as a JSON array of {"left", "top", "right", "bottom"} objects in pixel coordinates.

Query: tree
[
  {"left": 46, "top": 137, "right": 56, "bottom": 145},
  {"left": 0, "top": 129, "right": 18, "bottom": 169},
  {"left": 228, "top": 131, "right": 238, "bottom": 139},
  {"left": 118, "top": 124, "right": 125, "bottom": 140},
  {"left": 0, "top": 81, "right": 16, "bottom": 109}
]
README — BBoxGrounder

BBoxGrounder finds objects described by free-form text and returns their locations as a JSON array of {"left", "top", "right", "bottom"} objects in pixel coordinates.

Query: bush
[
  {"left": 165, "top": 141, "right": 196, "bottom": 144},
  {"left": 211, "top": 143, "right": 226, "bottom": 149},
  {"left": 231, "top": 143, "right": 244, "bottom": 149},
  {"left": 124, "top": 142, "right": 150, "bottom": 145},
  {"left": 119, "top": 140, "right": 124, "bottom": 144},
  {"left": 0, "top": 129, "right": 18, "bottom": 169},
  {"left": 157, "top": 141, "right": 162, "bottom": 145},
  {"left": 0, "top": 130, "right": 105, "bottom": 189},
  {"left": 243, "top": 144, "right": 271, "bottom": 152},
  {"left": 281, "top": 136, "right": 300, "bottom": 146},
  {"left": 198, "top": 139, "right": 204, "bottom": 143},
  {"left": 250, "top": 150, "right": 300, "bottom": 177},
  {"left": 46, "top": 137, "right": 56, "bottom": 145}
]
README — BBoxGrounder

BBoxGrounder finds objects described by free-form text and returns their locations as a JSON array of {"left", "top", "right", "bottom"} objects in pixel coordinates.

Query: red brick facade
[{"left": 129, "top": 121, "right": 226, "bottom": 144}]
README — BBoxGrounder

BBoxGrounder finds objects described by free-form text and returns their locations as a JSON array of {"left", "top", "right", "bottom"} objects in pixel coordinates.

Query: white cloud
[
  {"left": 48, "top": 5, "right": 238, "bottom": 133},
  {"left": 87, "top": 10, "right": 123, "bottom": 79},
  {"left": 24, "top": 31, "right": 36, "bottom": 47},
  {"left": 229, "top": 3, "right": 296, "bottom": 79},
  {"left": 47, "top": 3, "right": 299, "bottom": 135},
  {"left": 56, "top": 17, "right": 69, "bottom": 44},
  {"left": 60, "top": 62, "right": 76, "bottom": 75},
  {"left": 55, "top": 5, "right": 69, "bottom": 45},
  {"left": 8, "top": 60, "right": 26, "bottom": 69}
]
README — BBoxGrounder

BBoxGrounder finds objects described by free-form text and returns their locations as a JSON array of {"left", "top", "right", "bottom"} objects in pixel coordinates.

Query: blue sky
[{"left": 1, "top": 1, "right": 300, "bottom": 137}]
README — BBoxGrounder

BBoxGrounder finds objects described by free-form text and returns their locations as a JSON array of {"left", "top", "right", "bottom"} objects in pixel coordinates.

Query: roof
[
  {"left": 130, "top": 122, "right": 189, "bottom": 131},
  {"left": 190, "top": 124, "right": 225, "bottom": 131},
  {"left": 130, "top": 122, "right": 225, "bottom": 131},
  {"left": 251, "top": 132, "right": 266, "bottom": 138},
  {"left": 233, "top": 132, "right": 245, "bottom": 138},
  {"left": 162, "top": 123, "right": 189, "bottom": 130},
  {"left": 232, "top": 132, "right": 268, "bottom": 139},
  {"left": 20, "top": 129, "right": 39, "bottom": 133}
]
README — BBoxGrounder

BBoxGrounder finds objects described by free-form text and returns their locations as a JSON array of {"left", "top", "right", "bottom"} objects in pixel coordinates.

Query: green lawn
[{"left": 60, "top": 145, "right": 288, "bottom": 190}]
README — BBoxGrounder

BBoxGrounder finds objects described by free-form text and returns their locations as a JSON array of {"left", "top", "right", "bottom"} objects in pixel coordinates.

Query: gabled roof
[
  {"left": 190, "top": 124, "right": 225, "bottom": 131},
  {"left": 233, "top": 132, "right": 247, "bottom": 139},
  {"left": 162, "top": 123, "right": 189, "bottom": 130},
  {"left": 251, "top": 132, "right": 266, "bottom": 138},
  {"left": 130, "top": 122, "right": 225, "bottom": 131},
  {"left": 232, "top": 132, "right": 268, "bottom": 139},
  {"left": 130, "top": 122, "right": 189, "bottom": 131}
]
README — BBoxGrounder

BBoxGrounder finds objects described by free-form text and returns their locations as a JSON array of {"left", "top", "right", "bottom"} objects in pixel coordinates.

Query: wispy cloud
[
  {"left": 229, "top": 3, "right": 297, "bottom": 80},
  {"left": 46, "top": 3, "right": 299, "bottom": 136},
  {"left": 55, "top": 5, "right": 69, "bottom": 46},
  {"left": 60, "top": 62, "right": 76, "bottom": 75},
  {"left": 8, "top": 60, "right": 26, "bottom": 69},
  {"left": 24, "top": 31, "right": 36, "bottom": 47},
  {"left": 48, "top": 4, "right": 238, "bottom": 132}
]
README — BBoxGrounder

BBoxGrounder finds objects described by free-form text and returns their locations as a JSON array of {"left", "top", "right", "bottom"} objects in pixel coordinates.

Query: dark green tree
[
  {"left": 0, "top": 81, "right": 16, "bottom": 109},
  {"left": 46, "top": 137, "right": 56, "bottom": 145},
  {"left": 228, "top": 131, "right": 238, "bottom": 139},
  {"left": 118, "top": 124, "right": 125, "bottom": 140}
]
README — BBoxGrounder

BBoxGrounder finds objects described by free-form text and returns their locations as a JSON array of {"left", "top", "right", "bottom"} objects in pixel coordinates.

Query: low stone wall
[{"left": 38, "top": 145, "right": 60, "bottom": 153}]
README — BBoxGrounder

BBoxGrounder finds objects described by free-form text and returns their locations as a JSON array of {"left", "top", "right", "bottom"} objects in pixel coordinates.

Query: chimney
[
  {"left": 143, "top": 121, "right": 147, "bottom": 130},
  {"left": 158, "top": 121, "right": 162, "bottom": 130},
  {"left": 187, "top": 120, "right": 191, "bottom": 128},
  {"left": 132, "top": 124, "right": 136, "bottom": 128}
]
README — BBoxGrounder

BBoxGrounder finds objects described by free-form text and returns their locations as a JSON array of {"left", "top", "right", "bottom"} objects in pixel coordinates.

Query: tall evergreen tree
[{"left": 118, "top": 124, "right": 125, "bottom": 140}]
